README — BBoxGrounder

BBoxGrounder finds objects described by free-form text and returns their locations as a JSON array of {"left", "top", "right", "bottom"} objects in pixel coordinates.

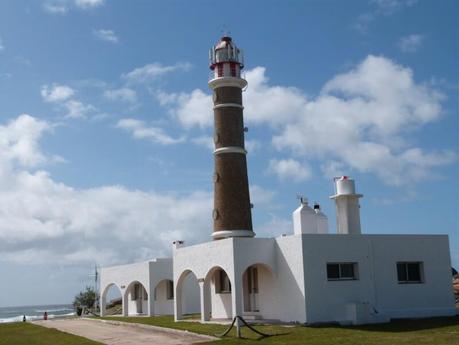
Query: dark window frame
[
  {"left": 327, "top": 262, "right": 359, "bottom": 281},
  {"left": 396, "top": 262, "right": 424, "bottom": 284}
]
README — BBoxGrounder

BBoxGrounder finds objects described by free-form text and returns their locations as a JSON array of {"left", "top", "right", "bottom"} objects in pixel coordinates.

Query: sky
[{"left": 0, "top": 0, "right": 458, "bottom": 307}]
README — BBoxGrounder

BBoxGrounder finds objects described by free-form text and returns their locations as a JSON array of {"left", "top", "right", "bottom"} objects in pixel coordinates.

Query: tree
[{"left": 73, "top": 286, "right": 97, "bottom": 309}]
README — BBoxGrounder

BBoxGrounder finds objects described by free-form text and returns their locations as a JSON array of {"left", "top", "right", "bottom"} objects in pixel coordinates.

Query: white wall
[
  {"left": 154, "top": 280, "right": 174, "bottom": 315},
  {"left": 301, "top": 234, "right": 456, "bottom": 324},
  {"left": 274, "top": 235, "right": 307, "bottom": 323},
  {"left": 371, "top": 235, "right": 455, "bottom": 318},
  {"left": 100, "top": 258, "right": 177, "bottom": 317},
  {"left": 210, "top": 274, "right": 232, "bottom": 319}
]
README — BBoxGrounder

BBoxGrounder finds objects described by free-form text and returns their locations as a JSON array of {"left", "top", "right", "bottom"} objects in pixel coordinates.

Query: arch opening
[
  {"left": 242, "top": 263, "right": 279, "bottom": 320},
  {"left": 124, "top": 281, "right": 148, "bottom": 316},
  {"left": 175, "top": 270, "right": 201, "bottom": 321},
  {"left": 100, "top": 283, "right": 122, "bottom": 317},
  {"left": 204, "top": 266, "right": 233, "bottom": 321}
]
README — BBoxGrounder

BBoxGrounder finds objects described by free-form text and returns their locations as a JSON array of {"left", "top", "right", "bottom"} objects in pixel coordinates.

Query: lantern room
[{"left": 209, "top": 36, "right": 245, "bottom": 79}]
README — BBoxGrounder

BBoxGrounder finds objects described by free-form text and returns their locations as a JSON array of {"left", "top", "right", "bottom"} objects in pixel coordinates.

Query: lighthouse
[{"left": 209, "top": 36, "right": 254, "bottom": 240}]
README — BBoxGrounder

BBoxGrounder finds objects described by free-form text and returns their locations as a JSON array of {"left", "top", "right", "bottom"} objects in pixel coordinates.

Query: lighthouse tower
[{"left": 209, "top": 36, "right": 254, "bottom": 240}]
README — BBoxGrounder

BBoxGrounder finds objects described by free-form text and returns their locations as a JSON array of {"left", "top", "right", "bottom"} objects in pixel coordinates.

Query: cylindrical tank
[
  {"left": 335, "top": 176, "right": 356, "bottom": 195},
  {"left": 314, "top": 204, "right": 329, "bottom": 234}
]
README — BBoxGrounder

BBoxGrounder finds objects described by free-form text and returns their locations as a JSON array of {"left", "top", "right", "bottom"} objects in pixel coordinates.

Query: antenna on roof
[{"left": 296, "top": 194, "right": 307, "bottom": 205}]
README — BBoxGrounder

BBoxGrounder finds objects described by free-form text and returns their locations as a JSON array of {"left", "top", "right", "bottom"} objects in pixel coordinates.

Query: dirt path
[{"left": 34, "top": 318, "right": 216, "bottom": 345}]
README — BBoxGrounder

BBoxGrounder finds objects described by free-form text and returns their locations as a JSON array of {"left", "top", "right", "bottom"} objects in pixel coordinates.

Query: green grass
[
  {"left": 100, "top": 315, "right": 459, "bottom": 345},
  {"left": 0, "top": 322, "right": 103, "bottom": 345}
]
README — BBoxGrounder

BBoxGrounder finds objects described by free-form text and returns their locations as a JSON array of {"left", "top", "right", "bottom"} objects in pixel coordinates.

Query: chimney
[
  {"left": 293, "top": 197, "right": 317, "bottom": 235},
  {"left": 330, "top": 176, "right": 363, "bottom": 234},
  {"left": 313, "top": 203, "right": 329, "bottom": 234}
]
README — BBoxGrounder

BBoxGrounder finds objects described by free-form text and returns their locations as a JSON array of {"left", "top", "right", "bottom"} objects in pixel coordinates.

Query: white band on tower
[
  {"left": 213, "top": 103, "right": 244, "bottom": 110},
  {"left": 212, "top": 230, "right": 256, "bottom": 239},
  {"left": 208, "top": 77, "right": 248, "bottom": 90},
  {"left": 214, "top": 146, "right": 247, "bottom": 155}
]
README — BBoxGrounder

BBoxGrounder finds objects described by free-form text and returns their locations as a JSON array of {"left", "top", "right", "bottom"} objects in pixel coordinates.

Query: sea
[{"left": 0, "top": 304, "right": 75, "bottom": 323}]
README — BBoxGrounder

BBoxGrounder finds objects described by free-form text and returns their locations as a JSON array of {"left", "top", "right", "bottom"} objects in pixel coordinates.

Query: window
[
  {"left": 327, "top": 263, "right": 358, "bottom": 281},
  {"left": 397, "top": 262, "right": 423, "bottom": 283},
  {"left": 217, "top": 64, "right": 223, "bottom": 77},
  {"left": 166, "top": 280, "right": 174, "bottom": 300},
  {"left": 215, "top": 269, "right": 231, "bottom": 294}
]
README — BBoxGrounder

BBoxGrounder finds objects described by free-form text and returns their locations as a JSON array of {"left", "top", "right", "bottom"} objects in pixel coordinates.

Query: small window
[
  {"left": 216, "top": 269, "right": 231, "bottom": 294},
  {"left": 327, "top": 263, "right": 358, "bottom": 281},
  {"left": 397, "top": 262, "right": 423, "bottom": 284},
  {"left": 166, "top": 280, "right": 174, "bottom": 300}
]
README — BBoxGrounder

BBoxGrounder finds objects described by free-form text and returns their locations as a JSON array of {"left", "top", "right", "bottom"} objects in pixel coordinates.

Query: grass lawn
[
  {"left": 0, "top": 322, "right": 103, "bottom": 345},
  {"left": 100, "top": 315, "right": 459, "bottom": 345}
]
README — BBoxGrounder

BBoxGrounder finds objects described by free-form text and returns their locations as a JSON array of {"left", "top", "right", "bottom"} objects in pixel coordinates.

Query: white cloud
[
  {"left": 41, "top": 83, "right": 95, "bottom": 119},
  {"left": 0, "top": 115, "right": 51, "bottom": 167},
  {"left": 161, "top": 89, "right": 212, "bottom": 128},
  {"left": 158, "top": 56, "right": 455, "bottom": 186},
  {"left": 398, "top": 34, "right": 424, "bottom": 53},
  {"left": 65, "top": 100, "right": 95, "bottom": 119},
  {"left": 250, "top": 185, "right": 277, "bottom": 210},
  {"left": 74, "top": 0, "right": 104, "bottom": 9},
  {"left": 41, "top": 84, "right": 75, "bottom": 103},
  {"left": 371, "top": 0, "right": 418, "bottom": 15},
  {"left": 268, "top": 159, "right": 312, "bottom": 182},
  {"left": 191, "top": 136, "right": 214, "bottom": 151},
  {"left": 94, "top": 29, "right": 118, "bottom": 43},
  {"left": 0, "top": 115, "right": 211, "bottom": 266},
  {"left": 43, "top": 0, "right": 103, "bottom": 14},
  {"left": 43, "top": 2, "right": 68, "bottom": 14},
  {"left": 116, "top": 118, "right": 185, "bottom": 145},
  {"left": 123, "top": 62, "right": 192, "bottom": 83},
  {"left": 103, "top": 88, "right": 137, "bottom": 103},
  {"left": 0, "top": 36, "right": 4, "bottom": 51},
  {"left": 353, "top": 13, "right": 374, "bottom": 33},
  {"left": 272, "top": 55, "right": 454, "bottom": 185}
]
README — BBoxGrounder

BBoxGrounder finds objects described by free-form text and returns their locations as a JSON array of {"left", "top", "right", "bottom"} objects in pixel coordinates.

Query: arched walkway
[
  {"left": 174, "top": 270, "right": 201, "bottom": 321},
  {"left": 153, "top": 279, "right": 174, "bottom": 315},
  {"left": 123, "top": 281, "right": 148, "bottom": 316},
  {"left": 203, "top": 266, "right": 233, "bottom": 321},
  {"left": 100, "top": 283, "right": 123, "bottom": 317},
  {"left": 242, "top": 263, "right": 279, "bottom": 320}
]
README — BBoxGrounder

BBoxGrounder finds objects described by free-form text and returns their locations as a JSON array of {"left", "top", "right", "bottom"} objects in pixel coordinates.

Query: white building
[
  {"left": 173, "top": 176, "right": 456, "bottom": 325},
  {"left": 100, "top": 36, "right": 456, "bottom": 325},
  {"left": 100, "top": 258, "right": 199, "bottom": 317}
]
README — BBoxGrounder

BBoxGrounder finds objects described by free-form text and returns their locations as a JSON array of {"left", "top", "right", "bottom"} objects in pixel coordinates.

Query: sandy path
[{"left": 34, "top": 318, "right": 216, "bottom": 345}]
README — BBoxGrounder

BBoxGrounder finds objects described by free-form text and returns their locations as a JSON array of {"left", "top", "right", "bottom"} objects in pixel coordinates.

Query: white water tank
[
  {"left": 293, "top": 198, "right": 317, "bottom": 235},
  {"left": 313, "top": 204, "right": 329, "bottom": 234},
  {"left": 330, "top": 176, "right": 363, "bottom": 235}
]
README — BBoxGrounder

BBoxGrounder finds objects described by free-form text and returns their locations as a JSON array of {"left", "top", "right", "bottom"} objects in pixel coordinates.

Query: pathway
[{"left": 34, "top": 318, "right": 216, "bottom": 345}]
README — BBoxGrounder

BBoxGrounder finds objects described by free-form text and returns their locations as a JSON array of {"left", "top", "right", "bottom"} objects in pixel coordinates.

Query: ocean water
[{"left": 0, "top": 304, "right": 75, "bottom": 323}]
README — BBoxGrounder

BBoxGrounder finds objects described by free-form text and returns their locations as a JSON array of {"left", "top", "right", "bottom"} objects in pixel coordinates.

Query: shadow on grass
[{"left": 308, "top": 316, "right": 459, "bottom": 333}]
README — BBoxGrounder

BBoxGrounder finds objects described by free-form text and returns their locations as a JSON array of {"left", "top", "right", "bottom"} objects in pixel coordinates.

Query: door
[{"left": 247, "top": 267, "right": 259, "bottom": 312}]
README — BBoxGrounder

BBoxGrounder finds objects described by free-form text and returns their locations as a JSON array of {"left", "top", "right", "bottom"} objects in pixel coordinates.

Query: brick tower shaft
[{"left": 208, "top": 36, "right": 254, "bottom": 240}]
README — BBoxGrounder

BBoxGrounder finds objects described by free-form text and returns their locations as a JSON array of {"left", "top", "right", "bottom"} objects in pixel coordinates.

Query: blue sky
[{"left": 0, "top": 0, "right": 457, "bottom": 307}]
